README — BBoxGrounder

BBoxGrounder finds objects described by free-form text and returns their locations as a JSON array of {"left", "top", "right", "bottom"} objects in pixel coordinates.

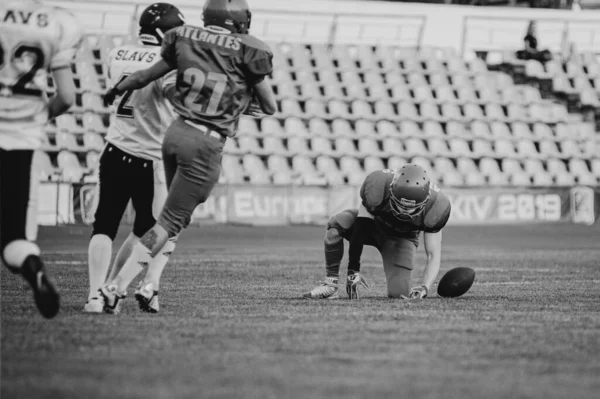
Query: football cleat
[
  {"left": 134, "top": 281, "right": 159, "bottom": 313},
  {"left": 346, "top": 273, "right": 371, "bottom": 300},
  {"left": 99, "top": 284, "right": 126, "bottom": 314},
  {"left": 83, "top": 296, "right": 104, "bottom": 313},
  {"left": 19, "top": 255, "right": 60, "bottom": 319},
  {"left": 303, "top": 277, "right": 339, "bottom": 299}
]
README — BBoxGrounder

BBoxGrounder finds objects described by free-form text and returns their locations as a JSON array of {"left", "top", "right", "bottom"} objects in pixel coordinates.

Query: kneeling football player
[{"left": 304, "top": 164, "right": 451, "bottom": 300}]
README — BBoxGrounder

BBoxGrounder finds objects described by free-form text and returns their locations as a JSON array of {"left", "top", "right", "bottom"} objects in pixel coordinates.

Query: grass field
[{"left": 2, "top": 222, "right": 600, "bottom": 399}]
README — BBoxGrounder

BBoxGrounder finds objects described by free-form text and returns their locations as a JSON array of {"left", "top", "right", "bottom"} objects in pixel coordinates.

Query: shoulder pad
[
  {"left": 423, "top": 189, "right": 451, "bottom": 233},
  {"left": 360, "top": 170, "right": 394, "bottom": 212}
]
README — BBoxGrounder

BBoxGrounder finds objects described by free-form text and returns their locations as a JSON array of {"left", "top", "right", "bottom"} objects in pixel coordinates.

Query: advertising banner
[{"left": 52, "top": 183, "right": 600, "bottom": 227}]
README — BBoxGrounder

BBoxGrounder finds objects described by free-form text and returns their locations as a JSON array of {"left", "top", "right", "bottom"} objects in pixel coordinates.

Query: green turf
[{"left": 2, "top": 223, "right": 600, "bottom": 399}]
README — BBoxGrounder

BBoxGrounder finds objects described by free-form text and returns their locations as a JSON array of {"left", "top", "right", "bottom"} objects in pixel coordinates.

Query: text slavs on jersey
[
  {"left": 106, "top": 45, "right": 176, "bottom": 161},
  {"left": 160, "top": 25, "right": 273, "bottom": 137},
  {"left": 0, "top": 1, "right": 83, "bottom": 150}
]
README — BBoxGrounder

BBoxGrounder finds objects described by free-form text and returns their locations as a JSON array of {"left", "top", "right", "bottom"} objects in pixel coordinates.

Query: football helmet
[
  {"left": 138, "top": 3, "right": 185, "bottom": 46},
  {"left": 203, "top": 0, "right": 251, "bottom": 34},
  {"left": 389, "top": 164, "right": 431, "bottom": 220}
]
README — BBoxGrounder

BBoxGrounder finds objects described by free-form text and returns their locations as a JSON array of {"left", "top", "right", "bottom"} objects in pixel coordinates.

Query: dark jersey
[
  {"left": 160, "top": 25, "right": 273, "bottom": 137},
  {"left": 360, "top": 169, "right": 451, "bottom": 243}
]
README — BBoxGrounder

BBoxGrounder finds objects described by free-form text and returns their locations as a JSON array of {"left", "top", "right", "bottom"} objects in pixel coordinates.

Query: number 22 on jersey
[
  {"left": 114, "top": 73, "right": 135, "bottom": 118},
  {"left": 180, "top": 68, "right": 227, "bottom": 116},
  {"left": 0, "top": 42, "right": 46, "bottom": 97}
]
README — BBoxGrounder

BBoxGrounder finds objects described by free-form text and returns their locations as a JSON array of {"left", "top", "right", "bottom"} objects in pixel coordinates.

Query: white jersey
[
  {"left": 0, "top": 1, "right": 83, "bottom": 150},
  {"left": 105, "top": 45, "right": 176, "bottom": 161}
]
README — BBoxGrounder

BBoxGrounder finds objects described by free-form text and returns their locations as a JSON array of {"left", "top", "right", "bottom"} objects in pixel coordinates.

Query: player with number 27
[{"left": 100, "top": 0, "right": 277, "bottom": 314}]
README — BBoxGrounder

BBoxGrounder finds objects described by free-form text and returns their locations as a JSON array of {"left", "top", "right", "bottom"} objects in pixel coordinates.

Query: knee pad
[{"left": 324, "top": 228, "right": 342, "bottom": 246}]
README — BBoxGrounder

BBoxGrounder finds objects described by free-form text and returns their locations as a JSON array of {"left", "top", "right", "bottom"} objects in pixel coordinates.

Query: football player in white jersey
[
  {"left": 0, "top": 1, "right": 82, "bottom": 319},
  {"left": 84, "top": 3, "right": 185, "bottom": 314}
]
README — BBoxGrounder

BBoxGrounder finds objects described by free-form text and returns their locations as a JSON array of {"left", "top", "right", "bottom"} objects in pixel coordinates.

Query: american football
[{"left": 437, "top": 267, "right": 476, "bottom": 298}]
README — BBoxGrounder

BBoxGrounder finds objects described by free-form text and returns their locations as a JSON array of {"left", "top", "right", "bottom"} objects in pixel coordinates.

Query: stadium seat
[
  {"left": 560, "top": 140, "right": 583, "bottom": 158},
  {"left": 57, "top": 151, "right": 85, "bottom": 182},
  {"left": 516, "top": 140, "right": 539, "bottom": 159},
  {"left": 487, "top": 172, "right": 509, "bottom": 186},
  {"left": 351, "top": 100, "right": 374, "bottom": 119},
  {"left": 421, "top": 102, "right": 441, "bottom": 121},
  {"left": 284, "top": 117, "right": 309, "bottom": 137},
  {"left": 331, "top": 119, "right": 355, "bottom": 137},
  {"left": 440, "top": 103, "right": 464, "bottom": 122},
  {"left": 479, "top": 157, "right": 501, "bottom": 176},
  {"left": 364, "top": 156, "right": 385, "bottom": 173},
  {"left": 287, "top": 136, "right": 311, "bottom": 156},
  {"left": 446, "top": 121, "right": 466, "bottom": 137},
  {"left": 397, "top": 102, "right": 419, "bottom": 121},
  {"left": 82, "top": 133, "right": 105, "bottom": 152},
  {"left": 238, "top": 136, "right": 263, "bottom": 154},
  {"left": 387, "top": 156, "right": 408, "bottom": 170},
  {"left": 377, "top": 120, "right": 399, "bottom": 136},
  {"left": 242, "top": 154, "right": 270, "bottom": 183},
  {"left": 263, "top": 136, "right": 288, "bottom": 156},
  {"left": 423, "top": 121, "right": 444, "bottom": 137},
  {"left": 553, "top": 172, "right": 576, "bottom": 186},
  {"left": 382, "top": 137, "right": 403, "bottom": 157},
  {"left": 82, "top": 92, "right": 106, "bottom": 113},
  {"left": 34, "top": 151, "right": 58, "bottom": 181},
  {"left": 328, "top": 99, "right": 350, "bottom": 119},
  {"left": 239, "top": 117, "right": 260, "bottom": 135},
  {"left": 280, "top": 99, "right": 304, "bottom": 118},
  {"left": 404, "top": 138, "right": 428, "bottom": 157},
  {"left": 399, "top": 120, "right": 420, "bottom": 137},
  {"left": 547, "top": 158, "right": 568, "bottom": 175},
  {"left": 223, "top": 137, "right": 242, "bottom": 155},
  {"left": 428, "top": 138, "right": 451, "bottom": 157},
  {"left": 355, "top": 120, "right": 377, "bottom": 137},
  {"left": 472, "top": 139, "right": 494, "bottom": 158},
  {"left": 56, "top": 132, "right": 81, "bottom": 152},
  {"left": 262, "top": 117, "right": 284, "bottom": 136},
  {"left": 490, "top": 122, "right": 512, "bottom": 139},
  {"left": 539, "top": 141, "right": 562, "bottom": 158},
  {"left": 531, "top": 171, "right": 553, "bottom": 187},
  {"left": 495, "top": 139, "right": 517, "bottom": 158},
  {"left": 440, "top": 170, "right": 464, "bottom": 186},
  {"left": 308, "top": 118, "right": 331, "bottom": 136},
  {"left": 310, "top": 137, "right": 334, "bottom": 156},
  {"left": 432, "top": 157, "right": 455, "bottom": 175},
  {"left": 464, "top": 171, "right": 486, "bottom": 186},
  {"left": 373, "top": 100, "right": 396, "bottom": 120},
  {"left": 533, "top": 123, "right": 555, "bottom": 141},
  {"left": 511, "top": 122, "right": 533, "bottom": 140},
  {"left": 448, "top": 138, "right": 471, "bottom": 157},
  {"left": 463, "top": 103, "right": 485, "bottom": 121},
  {"left": 222, "top": 155, "right": 245, "bottom": 183},
  {"left": 456, "top": 157, "right": 477, "bottom": 175},
  {"left": 470, "top": 121, "right": 492, "bottom": 138},
  {"left": 510, "top": 173, "right": 532, "bottom": 186},
  {"left": 82, "top": 112, "right": 107, "bottom": 134},
  {"left": 358, "top": 138, "right": 382, "bottom": 156},
  {"left": 435, "top": 86, "right": 458, "bottom": 104},
  {"left": 335, "top": 138, "right": 359, "bottom": 156},
  {"left": 568, "top": 159, "right": 591, "bottom": 176},
  {"left": 484, "top": 104, "right": 507, "bottom": 122}
]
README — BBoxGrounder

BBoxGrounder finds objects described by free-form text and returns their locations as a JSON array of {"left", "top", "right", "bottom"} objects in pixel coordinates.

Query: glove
[
  {"left": 103, "top": 86, "right": 122, "bottom": 107},
  {"left": 409, "top": 285, "right": 429, "bottom": 299},
  {"left": 346, "top": 273, "right": 370, "bottom": 300},
  {"left": 243, "top": 99, "right": 265, "bottom": 118}
]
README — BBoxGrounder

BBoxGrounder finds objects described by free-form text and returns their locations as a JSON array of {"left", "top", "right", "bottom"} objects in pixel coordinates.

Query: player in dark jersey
[
  {"left": 99, "top": 0, "right": 276, "bottom": 313},
  {"left": 303, "top": 164, "right": 452, "bottom": 300}
]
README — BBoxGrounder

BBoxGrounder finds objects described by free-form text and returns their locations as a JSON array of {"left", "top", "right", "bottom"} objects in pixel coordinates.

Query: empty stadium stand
[{"left": 40, "top": 2, "right": 599, "bottom": 188}]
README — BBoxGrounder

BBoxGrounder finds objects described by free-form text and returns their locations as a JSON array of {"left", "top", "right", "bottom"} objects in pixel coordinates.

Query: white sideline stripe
[
  {"left": 479, "top": 280, "right": 600, "bottom": 286},
  {"left": 51, "top": 260, "right": 85, "bottom": 265}
]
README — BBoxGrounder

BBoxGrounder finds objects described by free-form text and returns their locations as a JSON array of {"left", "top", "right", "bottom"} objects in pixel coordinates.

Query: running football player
[
  {"left": 84, "top": 3, "right": 185, "bottom": 313},
  {"left": 99, "top": 0, "right": 277, "bottom": 313},
  {"left": 303, "top": 164, "right": 452, "bottom": 300},
  {"left": 0, "top": 0, "right": 82, "bottom": 318}
]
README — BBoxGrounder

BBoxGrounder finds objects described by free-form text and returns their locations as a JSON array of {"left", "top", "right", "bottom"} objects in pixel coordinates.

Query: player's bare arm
[
  {"left": 411, "top": 230, "right": 443, "bottom": 299},
  {"left": 104, "top": 59, "right": 174, "bottom": 105},
  {"left": 47, "top": 66, "right": 76, "bottom": 120},
  {"left": 251, "top": 79, "right": 277, "bottom": 115}
]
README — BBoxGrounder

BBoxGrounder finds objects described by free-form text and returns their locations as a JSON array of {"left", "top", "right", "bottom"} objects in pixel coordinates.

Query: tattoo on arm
[{"left": 140, "top": 229, "right": 158, "bottom": 251}]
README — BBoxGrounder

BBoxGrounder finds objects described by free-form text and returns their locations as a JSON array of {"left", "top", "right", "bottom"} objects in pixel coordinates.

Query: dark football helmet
[
  {"left": 203, "top": 0, "right": 251, "bottom": 34},
  {"left": 138, "top": 3, "right": 185, "bottom": 46},
  {"left": 389, "top": 164, "right": 431, "bottom": 220}
]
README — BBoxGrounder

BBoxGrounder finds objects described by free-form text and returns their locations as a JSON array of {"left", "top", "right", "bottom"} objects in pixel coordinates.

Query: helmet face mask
[
  {"left": 389, "top": 165, "right": 431, "bottom": 220},
  {"left": 138, "top": 2, "right": 185, "bottom": 46}
]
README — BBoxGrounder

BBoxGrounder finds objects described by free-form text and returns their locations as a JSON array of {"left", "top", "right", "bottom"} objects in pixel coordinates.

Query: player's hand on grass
[
  {"left": 346, "top": 273, "right": 370, "bottom": 300},
  {"left": 409, "top": 285, "right": 429, "bottom": 299}
]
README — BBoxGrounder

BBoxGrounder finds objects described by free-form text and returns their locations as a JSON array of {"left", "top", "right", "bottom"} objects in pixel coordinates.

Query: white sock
[
  {"left": 88, "top": 234, "right": 112, "bottom": 300},
  {"left": 107, "top": 233, "right": 138, "bottom": 283},
  {"left": 143, "top": 236, "right": 177, "bottom": 290},
  {"left": 112, "top": 241, "right": 153, "bottom": 295},
  {"left": 3, "top": 240, "right": 40, "bottom": 268}
]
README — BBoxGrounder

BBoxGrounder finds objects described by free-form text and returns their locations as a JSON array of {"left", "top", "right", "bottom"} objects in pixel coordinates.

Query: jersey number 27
[{"left": 180, "top": 68, "right": 227, "bottom": 116}]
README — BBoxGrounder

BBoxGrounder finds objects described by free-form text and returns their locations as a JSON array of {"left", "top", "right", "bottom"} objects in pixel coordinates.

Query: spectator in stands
[{"left": 516, "top": 20, "right": 552, "bottom": 64}]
